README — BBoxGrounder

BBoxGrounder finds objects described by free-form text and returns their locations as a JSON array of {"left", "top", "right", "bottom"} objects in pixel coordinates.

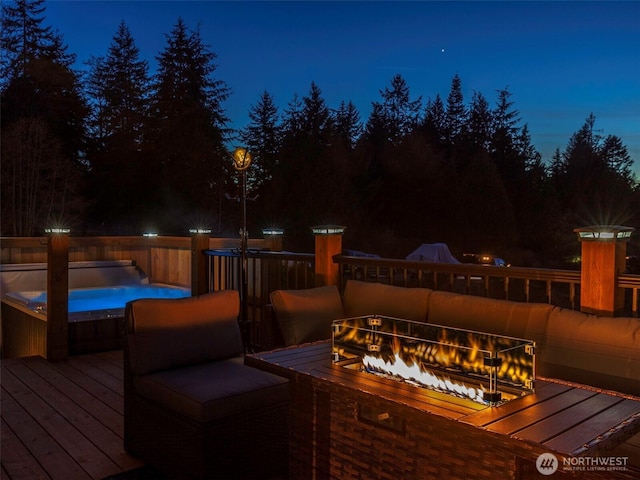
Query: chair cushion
[
  {"left": 126, "top": 290, "right": 242, "bottom": 375},
  {"left": 538, "top": 307, "right": 640, "bottom": 396},
  {"left": 343, "top": 280, "right": 431, "bottom": 322},
  {"left": 270, "top": 285, "right": 345, "bottom": 346},
  {"left": 133, "top": 356, "right": 289, "bottom": 423}
]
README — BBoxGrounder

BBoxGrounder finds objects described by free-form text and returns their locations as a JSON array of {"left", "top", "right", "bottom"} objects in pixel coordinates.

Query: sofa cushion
[
  {"left": 343, "top": 280, "right": 431, "bottom": 322},
  {"left": 270, "top": 285, "right": 345, "bottom": 346},
  {"left": 133, "top": 356, "right": 289, "bottom": 423},
  {"left": 126, "top": 290, "right": 242, "bottom": 375},
  {"left": 538, "top": 307, "right": 640, "bottom": 396},
  {"left": 427, "top": 291, "right": 551, "bottom": 346}
]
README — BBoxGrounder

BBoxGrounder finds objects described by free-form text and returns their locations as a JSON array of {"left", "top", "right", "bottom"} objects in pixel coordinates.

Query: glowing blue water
[{"left": 23, "top": 285, "right": 191, "bottom": 313}]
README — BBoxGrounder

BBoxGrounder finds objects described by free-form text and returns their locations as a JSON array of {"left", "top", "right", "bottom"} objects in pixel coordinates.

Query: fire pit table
[{"left": 246, "top": 340, "right": 640, "bottom": 480}]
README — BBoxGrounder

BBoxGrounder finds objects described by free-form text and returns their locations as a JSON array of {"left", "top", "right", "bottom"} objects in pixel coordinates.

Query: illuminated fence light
[
  {"left": 262, "top": 228, "right": 284, "bottom": 236},
  {"left": 45, "top": 227, "right": 71, "bottom": 234},
  {"left": 311, "top": 225, "right": 346, "bottom": 235},
  {"left": 574, "top": 225, "right": 635, "bottom": 241},
  {"left": 189, "top": 228, "right": 212, "bottom": 234},
  {"left": 143, "top": 232, "right": 158, "bottom": 237}
]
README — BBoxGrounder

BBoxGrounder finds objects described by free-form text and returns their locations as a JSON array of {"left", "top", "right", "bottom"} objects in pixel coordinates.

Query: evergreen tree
[
  {"left": 444, "top": 73, "right": 466, "bottom": 143},
  {"left": 466, "top": 91, "right": 493, "bottom": 152},
  {"left": 423, "top": 94, "right": 447, "bottom": 144},
  {"left": 332, "top": 100, "right": 362, "bottom": 150},
  {"left": 365, "top": 74, "right": 421, "bottom": 146},
  {"left": 84, "top": 21, "right": 150, "bottom": 232},
  {"left": 238, "top": 90, "right": 281, "bottom": 190},
  {"left": 273, "top": 83, "right": 345, "bottom": 248},
  {"left": 1, "top": 0, "right": 72, "bottom": 86},
  {"left": 1, "top": 0, "right": 87, "bottom": 235},
  {"left": 551, "top": 114, "right": 637, "bottom": 228},
  {"left": 600, "top": 134, "right": 635, "bottom": 185},
  {"left": 147, "top": 18, "right": 230, "bottom": 233}
]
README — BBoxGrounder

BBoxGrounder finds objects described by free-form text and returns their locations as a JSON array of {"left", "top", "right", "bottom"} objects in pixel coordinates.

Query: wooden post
[
  {"left": 46, "top": 229, "right": 69, "bottom": 361},
  {"left": 312, "top": 225, "right": 345, "bottom": 287},
  {"left": 191, "top": 230, "right": 210, "bottom": 296},
  {"left": 262, "top": 228, "right": 284, "bottom": 252},
  {"left": 574, "top": 225, "right": 634, "bottom": 316}
]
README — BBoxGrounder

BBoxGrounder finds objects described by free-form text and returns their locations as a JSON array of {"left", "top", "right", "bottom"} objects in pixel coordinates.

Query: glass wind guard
[{"left": 332, "top": 315, "right": 535, "bottom": 406}]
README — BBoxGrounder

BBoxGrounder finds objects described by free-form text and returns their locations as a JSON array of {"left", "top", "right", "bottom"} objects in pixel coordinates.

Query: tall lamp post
[{"left": 232, "top": 147, "right": 252, "bottom": 350}]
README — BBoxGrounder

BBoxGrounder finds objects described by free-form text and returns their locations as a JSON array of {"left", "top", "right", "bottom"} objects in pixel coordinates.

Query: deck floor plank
[
  {"left": 1, "top": 362, "right": 120, "bottom": 479},
  {"left": 25, "top": 358, "right": 124, "bottom": 433},
  {"left": 10, "top": 360, "right": 137, "bottom": 471},
  {"left": 1, "top": 368, "right": 92, "bottom": 480},
  {"left": 1, "top": 418, "right": 50, "bottom": 480},
  {"left": 62, "top": 355, "right": 123, "bottom": 397},
  {"left": 1, "top": 352, "right": 142, "bottom": 480}
]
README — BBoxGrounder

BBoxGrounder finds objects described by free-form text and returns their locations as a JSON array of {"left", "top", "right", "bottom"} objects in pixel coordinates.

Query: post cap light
[
  {"left": 232, "top": 147, "right": 252, "bottom": 171},
  {"left": 44, "top": 227, "right": 71, "bottom": 234},
  {"left": 142, "top": 232, "right": 158, "bottom": 237},
  {"left": 311, "top": 225, "right": 346, "bottom": 235},
  {"left": 262, "top": 228, "right": 284, "bottom": 236},
  {"left": 574, "top": 225, "right": 635, "bottom": 241},
  {"left": 189, "top": 228, "right": 212, "bottom": 235}
]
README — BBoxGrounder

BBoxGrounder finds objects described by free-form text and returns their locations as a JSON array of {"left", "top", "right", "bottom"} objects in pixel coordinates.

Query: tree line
[{"left": 2, "top": 0, "right": 638, "bottom": 267}]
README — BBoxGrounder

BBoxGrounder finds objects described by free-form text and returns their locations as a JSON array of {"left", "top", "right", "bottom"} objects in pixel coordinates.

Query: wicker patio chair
[{"left": 123, "top": 290, "right": 289, "bottom": 479}]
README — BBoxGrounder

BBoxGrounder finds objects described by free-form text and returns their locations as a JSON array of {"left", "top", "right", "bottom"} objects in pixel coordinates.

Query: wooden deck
[{"left": 1, "top": 350, "right": 143, "bottom": 480}]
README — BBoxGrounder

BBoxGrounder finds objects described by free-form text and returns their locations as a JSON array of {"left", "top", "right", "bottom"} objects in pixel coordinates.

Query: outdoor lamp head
[{"left": 232, "top": 147, "right": 252, "bottom": 171}]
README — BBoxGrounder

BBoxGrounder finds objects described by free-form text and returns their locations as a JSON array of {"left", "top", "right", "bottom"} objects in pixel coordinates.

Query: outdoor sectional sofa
[
  {"left": 269, "top": 279, "right": 640, "bottom": 479},
  {"left": 271, "top": 279, "right": 640, "bottom": 398}
]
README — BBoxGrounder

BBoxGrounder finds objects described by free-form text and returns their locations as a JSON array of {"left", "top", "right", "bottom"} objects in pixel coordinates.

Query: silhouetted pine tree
[
  {"left": 147, "top": 18, "right": 230, "bottom": 233},
  {"left": 422, "top": 94, "right": 447, "bottom": 145},
  {"left": 552, "top": 114, "right": 638, "bottom": 229},
  {"left": 0, "top": 0, "right": 87, "bottom": 235},
  {"left": 332, "top": 101, "right": 362, "bottom": 150},
  {"left": 238, "top": 90, "right": 282, "bottom": 191},
  {"left": 84, "top": 21, "right": 150, "bottom": 233},
  {"left": 444, "top": 73, "right": 466, "bottom": 144}
]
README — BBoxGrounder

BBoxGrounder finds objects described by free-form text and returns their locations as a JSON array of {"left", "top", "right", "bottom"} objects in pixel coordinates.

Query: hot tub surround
[{"left": 1, "top": 261, "right": 190, "bottom": 358}]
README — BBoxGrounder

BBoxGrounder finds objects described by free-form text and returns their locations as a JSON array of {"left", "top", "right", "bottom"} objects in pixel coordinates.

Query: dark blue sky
[{"left": 45, "top": 1, "right": 640, "bottom": 173}]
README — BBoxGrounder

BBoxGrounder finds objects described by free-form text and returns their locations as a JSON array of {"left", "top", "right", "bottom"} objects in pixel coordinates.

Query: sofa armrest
[{"left": 538, "top": 307, "right": 640, "bottom": 396}]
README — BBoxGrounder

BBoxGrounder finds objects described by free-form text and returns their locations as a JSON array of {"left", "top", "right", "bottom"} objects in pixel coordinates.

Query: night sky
[{"left": 44, "top": 1, "right": 640, "bottom": 174}]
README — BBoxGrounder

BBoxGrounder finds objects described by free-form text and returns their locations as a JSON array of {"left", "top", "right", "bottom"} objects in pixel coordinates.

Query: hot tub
[
  {"left": 4, "top": 285, "right": 191, "bottom": 322},
  {"left": 1, "top": 261, "right": 191, "bottom": 357}
]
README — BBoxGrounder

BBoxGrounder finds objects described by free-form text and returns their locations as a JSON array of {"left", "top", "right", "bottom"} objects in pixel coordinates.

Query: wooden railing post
[
  {"left": 262, "top": 228, "right": 284, "bottom": 252},
  {"left": 574, "top": 225, "right": 635, "bottom": 316},
  {"left": 46, "top": 228, "right": 69, "bottom": 361},
  {"left": 190, "top": 229, "right": 210, "bottom": 296},
  {"left": 312, "top": 225, "right": 345, "bottom": 287}
]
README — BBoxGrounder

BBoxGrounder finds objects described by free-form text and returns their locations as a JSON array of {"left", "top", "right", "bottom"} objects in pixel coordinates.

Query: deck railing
[
  {"left": 2, "top": 236, "right": 639, "bottom": 356},
  {"left": 203, "top": 250, "right": 640, "bottom": 350},
  {"left": 334, "top": 254, "right": 640, "bottom": 316},
  {"left": 203, "top": 249, "right": 315, "bottom": 350}
]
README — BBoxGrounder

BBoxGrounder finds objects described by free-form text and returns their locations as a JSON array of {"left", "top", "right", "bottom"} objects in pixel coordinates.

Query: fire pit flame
[
  {"left": 362, "top": 352, "right": 483, "bottom": 402},
  {"left": 333, "top": 316, "right": 535, "bottom": 406}
]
